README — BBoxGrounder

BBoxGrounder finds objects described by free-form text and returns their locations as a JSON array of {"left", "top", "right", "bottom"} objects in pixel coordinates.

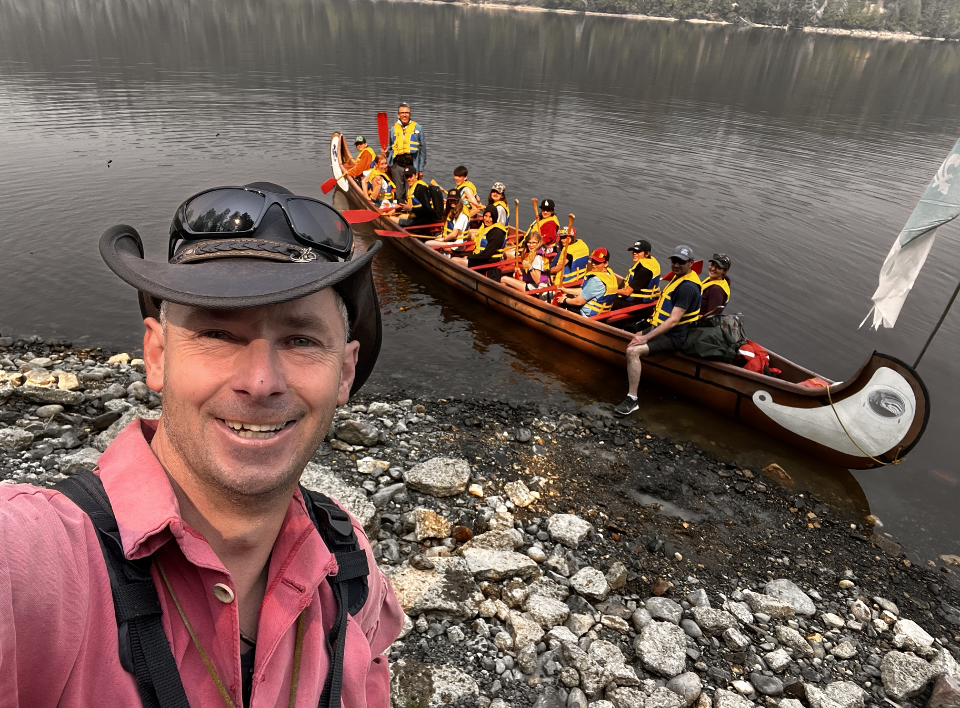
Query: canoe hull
[{"left": 330, "top": 133, "right": 929, "bottom": 469}]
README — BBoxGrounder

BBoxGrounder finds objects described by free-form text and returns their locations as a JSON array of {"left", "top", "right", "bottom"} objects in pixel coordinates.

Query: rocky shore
[{"left": 2, "top": 335, "right": 960, "bottom": 708}]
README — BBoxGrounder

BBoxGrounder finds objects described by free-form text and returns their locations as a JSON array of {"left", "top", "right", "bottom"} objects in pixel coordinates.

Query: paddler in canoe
[
  {"left": 452, "top": 205, "right": 508, "bottom": 277},
  {"left": 611, "top": 240, "right": 661, "bottom": 311},
  {"left": 361, "top": 153, "right": 397, "bottom": 208},
  {"left": 424, "top": 189, "right": 473, "bottom": 250},
  {"left": 556, "top": 248, "right": 619, "bottom": 316},
  {"left": 501, "top": 231, "right": 550, "bottom": 293}
]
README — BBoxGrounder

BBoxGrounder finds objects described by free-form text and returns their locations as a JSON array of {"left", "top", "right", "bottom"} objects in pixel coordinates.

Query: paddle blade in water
[
  {"left": 374, "top": 229, "right": 406, "bottom": 238},
  {"left": 320, "top": 176, "right": 339, "bottom": 194},
  {"left": 341, "top": 209, "right": 381, "bottom": 224},
  {"left": 377, "top": 112, "right": 389, "bottom": 152}
]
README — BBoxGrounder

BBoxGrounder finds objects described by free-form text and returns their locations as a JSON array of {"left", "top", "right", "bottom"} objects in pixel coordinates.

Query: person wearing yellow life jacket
[
  {"left": 396, "top": 167, "right": 437, "bottom": 227},
  {"left": 453, "top": 206, "right": 507, "bottom": 279},
  {"left": 527, "top": 199, "right": 560, "bottom": 247},
  {"left": 550, "top": 226, "right": 590, "bottom": 287},
  {"left": 452, "top": 166, "right": 483, "bottom": 219},
  {"left": 612, "top": 240, "right": 661, "bottom": 310},
  {"left": 557, "top": 248, "right": 619, "bottom": 317},
  {"left": 362, "top": 153, "right": 397, "bottom": 207},
  {"left": 487, "top": 182, "right": 510, "bottom": 226},
  {"left": 614, "top": 245, "right": 702, "bottom": 416},
  {"left": 424, "top": 190, "right": 471, "bottom": 250},
  {"left": 344, "top": 136, "right": 376, "bottom": 182},
  {"left": 698, "top": 253, "right": 732, "bottom": 322},
  {"left": 386, "top": 102, "right": 426, "bottom": 203}
]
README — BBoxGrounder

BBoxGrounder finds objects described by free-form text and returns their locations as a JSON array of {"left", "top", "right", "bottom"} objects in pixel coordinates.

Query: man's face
[
  {"left": 356, "top": 142, "right": 366, "bottom": 150},
  {"left": 142, "top": 289, "right": 358, "bottom": 500},
  {"left": 406, "top": 174, "right": 416, "bottom": 185},
  {"left": 398, "top": 107, "right": 411, "bottom": 125},
  {"left": 589, "top": 259, "right": 605, "bottom": 271},
  {"left": 670, "top": 257, "right": 692, "bottom": 276}
]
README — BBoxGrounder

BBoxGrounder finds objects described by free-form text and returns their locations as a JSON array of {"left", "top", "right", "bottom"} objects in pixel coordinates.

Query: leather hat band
[{"left": 170, "top": 238, "right": 318, "bottom": 264}]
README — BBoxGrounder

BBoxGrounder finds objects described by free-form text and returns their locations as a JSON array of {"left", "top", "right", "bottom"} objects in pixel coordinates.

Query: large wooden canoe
[{"left": 329, "top": 133, "right": 929, "bottom": 469}]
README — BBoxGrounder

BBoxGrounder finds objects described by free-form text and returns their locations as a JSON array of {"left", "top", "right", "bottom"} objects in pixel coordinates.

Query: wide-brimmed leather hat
[{"left": 99, "top": 182, "right": 382, "bottom": 395}]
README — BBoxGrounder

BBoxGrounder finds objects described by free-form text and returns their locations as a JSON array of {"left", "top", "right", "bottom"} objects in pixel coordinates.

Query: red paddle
[
  {"left": 377, "top": 112, "right": 389, "bottom": 153},
  {"left": 341, "top": 209, "right": 382, "bottom": 225},
  {"left": 471, "top": 259, "right": 517, "bottom": 271}
]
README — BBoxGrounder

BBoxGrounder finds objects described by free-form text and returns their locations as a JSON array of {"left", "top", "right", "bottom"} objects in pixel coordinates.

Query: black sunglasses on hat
[{"left": 169, "top": 187, "right": 354, "bottom": 263}]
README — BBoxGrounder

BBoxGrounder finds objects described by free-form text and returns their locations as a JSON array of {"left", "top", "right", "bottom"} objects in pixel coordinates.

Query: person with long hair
[
  {"left": 698, "top": 253, "right": 732, "bottom": 322},
  {"left": 501, "top": 232, "right": 549, "bottom": 293},
  {"left": 362, "top": 153, "right": 396, "bottom": 206},
  {"left": 424, "top": 190, "right": 471, "bottom": 250},
  {"left": 487, "top": 182, "right": 510, "bottom": 227}
]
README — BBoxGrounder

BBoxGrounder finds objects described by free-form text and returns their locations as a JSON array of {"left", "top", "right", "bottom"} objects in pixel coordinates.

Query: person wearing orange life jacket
[
  {"left": 386, "top": 102, "right": 426, "bottom": 203},
  {"left": 614, "top": 245, "right": 702, "bottom": 416},
  {"left": 343, "top": 136, "right": 376, "bottom": 182},
  {"left": 698, "top": 253, "right": 732, "bottom": 322},
  {"left": 557, "top": 248, "right": 619, "bottom": 317},
  {"left": 612, "top": 240, "right": 661, "bottom": 310},
  {"left": 550, "top": 225, "right": 590, "bottom": 287},
  {"left": 362, "top": 153, "right": 397, "bottom": 207}
]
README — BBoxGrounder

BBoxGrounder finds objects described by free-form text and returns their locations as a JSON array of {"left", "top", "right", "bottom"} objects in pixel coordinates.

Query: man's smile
[{"left": 219, "top": 419, "right": 297, "bottom": 439}]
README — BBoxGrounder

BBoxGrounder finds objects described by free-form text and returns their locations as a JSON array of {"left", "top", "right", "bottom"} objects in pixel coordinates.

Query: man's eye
[
  {"left": 291, "top": 337, "right": 313, "bottom": 347},
  {"left": 203, "top": 331, "right": 229, "bottom": 340}
]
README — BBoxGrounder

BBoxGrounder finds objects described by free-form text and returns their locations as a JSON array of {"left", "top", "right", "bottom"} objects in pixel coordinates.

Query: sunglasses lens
[
  {"left": 286, "top": 198, "right": 352, "bottom": 253},
  {"left": 184, "top": 189, "right": 264, "bottom": 233}
]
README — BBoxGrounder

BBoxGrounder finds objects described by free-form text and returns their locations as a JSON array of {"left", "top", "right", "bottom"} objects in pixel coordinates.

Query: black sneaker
[{"left": 614, "top": 396, "right": 639, "bottom": 416}]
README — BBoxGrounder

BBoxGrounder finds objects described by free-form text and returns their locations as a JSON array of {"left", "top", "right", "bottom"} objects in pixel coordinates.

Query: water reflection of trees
[{"left": 186, "top": 208, "right": 255, "bottom": 233}]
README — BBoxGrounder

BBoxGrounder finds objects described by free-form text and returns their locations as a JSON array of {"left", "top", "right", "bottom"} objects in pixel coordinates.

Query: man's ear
[
  {"left": 142, "top": 317, "right": 165, "bottom": 392},
  {"left": 337, "top": 340, "right": 360, "bottom": 406}
]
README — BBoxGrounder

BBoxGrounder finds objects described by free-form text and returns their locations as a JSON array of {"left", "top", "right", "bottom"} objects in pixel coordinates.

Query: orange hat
[{"left": 590, "top": 247, "right": 609, "bottom": 263}]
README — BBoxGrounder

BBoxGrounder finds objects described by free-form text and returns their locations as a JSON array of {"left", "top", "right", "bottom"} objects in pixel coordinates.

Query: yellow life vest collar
[{"left": 701, "top": 276, "right": 731, "bottom": 300}]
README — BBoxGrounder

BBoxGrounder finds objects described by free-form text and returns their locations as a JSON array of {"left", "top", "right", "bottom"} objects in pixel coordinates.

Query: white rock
[
  {"left": 60, "top": 447, "right": 102, "bottom": 474},
  {"left": 461, "top": 548, "right": 540, "bottom": 582},
  {"left": 743, "top": 589, "right": 795, "bottom": 618},
  {"left": 731, "top": 680, "right": 755, "bottom": 696},
  {"left": 589, "top": 639, "right": 640, "bottom": 686},
  {"left": 300, "top": 463, "right": 377, "bottom": 535},
  {"left": 764, "top": 648, "right": 792, "bottom": 672},
  {"left": 525, "top": 594, "right": 570, "bottom": 628},
  {"left": 0, "top": 427, "right": 35, "bottom": 451},
  {"left": 504, "top": 480, "right": 538, "bottom": 507},
  {"left": 403, "top": 457, "right": 471, "bottom": 497},
  {"left": 563, "top": 642, "right": 610, "bottom": 697},
  {"left": 764, "top": 579, "right": 816, "bottom": 616},
  {"left": 386, "top": 557, "right": 479, "bottom": 620},
  {"left": 635, "top": 621, "right": 687, "bottom": 678},
  {"left": 823, "top": 681, "right": 868, "bottom": 708},
  {"left": 547, "top": 625, "right": 579, "bottom": 646},
  {"left": 830, "top": 640, "right": 858, "bottom": 659},
  {"left": 722, "top": 600, "right": 754, "bottom": 625},
  {"left": 805, "top": 684, "right": 844, "bottom": 708},
  {"left": 461, "top": 528, "right": 524, "bottom": 551},
  {"left": 881, "top": 650, "right": 936, "bottom": 700},
  {"left": 546, "top": 513, "right": 593, "bottom": 548},
  {"left": 713, "top": 689, "right": 755, "bottom": 708},
  {"left": 508, "top": 610, "right": 545, "bottom": 649},
  {"left": 390, "top": 658, "right": 479, "bottom": 707},
  {"left": 645, "top": 687, "right": 687, "bottom": 708},
  {"left": 821, "top": 612, "right": 846, "bottom": 629},
  {"left": 930, "top": 648, "right": 960, "bottom": 679},
  {"left": 405, "top": 508, "right": 451, "bottom": 541},
  {"left": 566, "top": 613, "right": 596, "bottom": 637},
  {"left": 775, "top": 625, "right": 813, "bottom": 656},
  {"left": 606, "top": 688, "right": 645, "bottom": 708},
  {"left": 723, "top": 627, "right": 751, "bottom": 651},
  {"left": 690, "top": 606, "right": 737, "bottom": 635},
  {"left": 356, "top": 456, "right": 390, "bottom": 474},
  {"left": 891, "top": 618, "right": 934, "bottom": 652},
  {"left": 647, "top": 597, "right": 683, "bottom": 624},
  {"left": 570, "top": 567, "right": 610, "bottom": 602},
  {"left": 601, "top": 615, "right": 632, "bottom": 634}
]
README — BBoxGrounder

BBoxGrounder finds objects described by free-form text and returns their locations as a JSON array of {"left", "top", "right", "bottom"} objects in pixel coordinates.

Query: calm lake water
[{"left": 2, "top": 0, "right": 959, "bottom": 563}]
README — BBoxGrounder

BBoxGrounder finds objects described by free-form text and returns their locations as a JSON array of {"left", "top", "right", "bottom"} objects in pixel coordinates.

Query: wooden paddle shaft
[
  {"left": 568, "top": 213, "right": 575, "bottom": 231},
  {"left": 531, "top": 197, "right": 540, "bottom": 222}
]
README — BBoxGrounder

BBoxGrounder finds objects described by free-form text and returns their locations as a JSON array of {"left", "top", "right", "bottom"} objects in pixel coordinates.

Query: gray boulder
[
  {"left": 335, "top": 419, "right": 379, "bottom": 447},
  {"left": 525, "top": 594, "right": 571, "bottom": 628},
  {"left": 744, "top": 590, "right": 795, "bottom": 618},
  {"left": 775, "top": 625, "right": 814, "bottom": 656},
  {"left": 690, "top": 606, "right": 738, "bottom": 635},
  {"left": 93, "top": 406, "right": 161, "bottom": 452},
  {"left": 646, "top": 597, "right": 683, "bottom": 624},
  {"left": 300, "top": 463, "right": 376, "bottom": 535},
  {"left": 891, "top": 618, "right": 935, "bottom": 653},
  {"left": 635, "top": 621, "right": 687, "bottom": 678},
  {"left": 569, "top": 567, "right": 610, "bottom": 602},
  {"left": 60, "top": 447, "right": 101, "bottom": 474},
  {"left": 713, "top": 689, "right": 755, "bottom": 708},
  {"left": 880, "top": 650, "right": 936, "bottom": 700},
  {"left": 666, "top": 672, "right": 703, "bottom": 706},
  {"left": 403, "top": 457, "right": 471, "bottom": 497},
  {"left": 764, "top": 579, "right": 816, "bottom": 616},
  {"left": 386, "top": 557, "right": 479, "bottom": 620},
  {"left": 461, "top": 548, "right": 540, "bottom": 582},
  {"left": 0, "top": 427, "right": 34, "bottom": 451}
]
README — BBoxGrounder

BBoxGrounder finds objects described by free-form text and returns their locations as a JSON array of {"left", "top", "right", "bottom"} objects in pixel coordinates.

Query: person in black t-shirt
[{"left": 614, "top": 245, "right": 702, "bottom": 416}]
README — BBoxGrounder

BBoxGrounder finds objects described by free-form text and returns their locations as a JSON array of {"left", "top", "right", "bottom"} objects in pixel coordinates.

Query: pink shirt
[{"left": 0, "top": 419, "right": 404, "bottom": 707}]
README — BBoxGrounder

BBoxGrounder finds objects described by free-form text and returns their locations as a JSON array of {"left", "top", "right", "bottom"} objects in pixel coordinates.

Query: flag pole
[{"left": 914, "top": 279, "right": 960, "bottom": 368}]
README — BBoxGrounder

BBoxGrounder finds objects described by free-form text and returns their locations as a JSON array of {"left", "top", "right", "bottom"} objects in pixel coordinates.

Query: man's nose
[{"left": 232, "top": 339, "right": 287, "bottom": 402}]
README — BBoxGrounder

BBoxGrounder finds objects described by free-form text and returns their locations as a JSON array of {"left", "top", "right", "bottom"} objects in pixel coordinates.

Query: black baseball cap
[
  {"left": 629, "top": 240, "right": 652, "bottom": 253},
  {"left": 540, "top": 199, "right": 555, "bottom": 211},
  {"left": 710, "top": 253, "right": 731, "bottom": 270},
  {"left": 403, "top": 166, "right": 417, "bottom": 179}
]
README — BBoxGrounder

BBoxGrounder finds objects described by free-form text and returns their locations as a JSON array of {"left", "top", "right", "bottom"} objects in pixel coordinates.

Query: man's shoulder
[{"left": 1, "top": 483, "right": 97, "bottom": 551}]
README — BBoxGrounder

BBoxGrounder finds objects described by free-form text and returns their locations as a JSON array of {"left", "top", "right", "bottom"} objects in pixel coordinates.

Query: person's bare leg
[
  {"left": 625, "top": 343, "right": 649, "bottom": 398},
  {"left": 501, "top": 277, "right": 525, "bottom": 292}
]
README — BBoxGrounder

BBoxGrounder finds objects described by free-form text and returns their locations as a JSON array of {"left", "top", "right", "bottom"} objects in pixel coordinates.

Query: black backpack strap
[
  {"left": 55, "top": 470, "right": 191, "bottom": 708},
  {"left": 300, "top": 486, "right": 370, "bottom": 708}
]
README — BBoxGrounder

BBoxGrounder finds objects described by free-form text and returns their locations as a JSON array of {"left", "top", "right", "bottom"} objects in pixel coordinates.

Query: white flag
[{"left": 864, "top": 138, "right": 960, "bottom": 330}]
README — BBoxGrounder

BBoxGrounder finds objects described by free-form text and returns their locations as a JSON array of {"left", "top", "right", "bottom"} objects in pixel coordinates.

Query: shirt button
[{"left": 213, "top": 583, "right": 235, "bottom": 604}]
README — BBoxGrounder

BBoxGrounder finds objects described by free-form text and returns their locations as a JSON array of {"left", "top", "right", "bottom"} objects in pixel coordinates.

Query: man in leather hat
[{"left": 0, "top": 183, "right": 403, "bottom": 707}]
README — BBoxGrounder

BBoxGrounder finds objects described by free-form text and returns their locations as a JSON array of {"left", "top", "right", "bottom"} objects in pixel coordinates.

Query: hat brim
[{"left": 100, "top": 225, "right": 383, "bottom": 396}]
